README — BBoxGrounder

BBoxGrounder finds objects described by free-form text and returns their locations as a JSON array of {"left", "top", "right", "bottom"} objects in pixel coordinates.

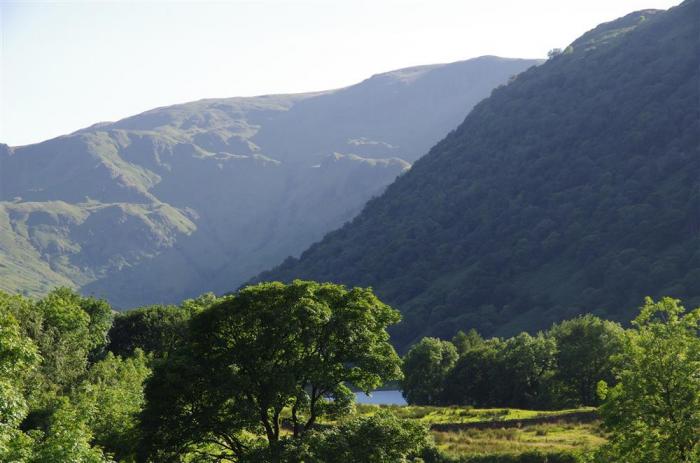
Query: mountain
[
  {"left": 0, "top": 56, "right": 540, "bottom": 306},
  {"left": 255, "top": 1, "right": 700, "bottom": 349}
]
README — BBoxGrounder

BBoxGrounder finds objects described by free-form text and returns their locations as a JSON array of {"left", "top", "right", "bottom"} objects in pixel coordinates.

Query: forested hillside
[
  {"left": 0, "top": 56, "right": 538, "bottom": 307},
  {"left": 257, "top": 1, "right": 700, "bottom": 349}
]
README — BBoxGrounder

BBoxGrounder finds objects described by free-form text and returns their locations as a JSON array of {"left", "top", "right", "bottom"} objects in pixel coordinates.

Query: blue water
[{"left": 355, "top": 389, "right": 407, "bottom": 405}]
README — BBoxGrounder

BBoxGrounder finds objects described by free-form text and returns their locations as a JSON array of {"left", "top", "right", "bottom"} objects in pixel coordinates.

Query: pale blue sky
[{"left": 1, "top": 0, "right": 680, "bottom": 146}]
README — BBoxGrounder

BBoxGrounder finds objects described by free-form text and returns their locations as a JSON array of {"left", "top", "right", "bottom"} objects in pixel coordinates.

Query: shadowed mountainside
[{"left": 255, "top": 2, "right": 700, "bottom": 349}]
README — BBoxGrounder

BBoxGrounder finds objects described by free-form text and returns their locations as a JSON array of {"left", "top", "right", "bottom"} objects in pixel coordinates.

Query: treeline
[
  {"left": 401, "top": 315, "right": 624, "bottom": 409},
  {"left": 1, "top": 282, "right": 698, "bottom": 462}
]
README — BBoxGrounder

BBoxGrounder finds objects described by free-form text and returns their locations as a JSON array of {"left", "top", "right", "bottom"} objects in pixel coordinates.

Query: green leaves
[
  {"left": 596, "top": 297, "right": 700, "bottom": 463},
  {"left": 107, "top": 304, "right": 191, "bottom": 359},
  {"left": 4, "top": 284, "right": 696, "bottom": 463},
  {"left": 441, "top": 334, "right": 557, "bottom": 409},
  {"left": 401, "top": 337, "right": 458, "bottom": 405},
  {"left": 302, "top": 411, "right": 431, "bottom": 463},
  {"left": 0, "top": 288, "right": 149, "bottom": 463},
  {"left": 31, "top": 398, "right": 113, "bottom": 463},
  {"left": 73, "top": 351, "right": 151, "bottom": 460},
  {"left": 405, "top": 315, "right": 624, "bottom": 409},
  {"left": 139, "top": 281, "right": 403, "bottom": 461},
  {"left": 0, "top": 306, "right": 39, "bottom": 459},
  {"left": 548, "top": 315, "right": 625, "bottom": 406},
  {"left": 0, "top": 305, "right": 39, "bottom": 382}
]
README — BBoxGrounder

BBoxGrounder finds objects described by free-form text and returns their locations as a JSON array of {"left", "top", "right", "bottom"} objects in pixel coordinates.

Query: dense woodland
[
  {"left": 1, "top": 282, "right": 698, "bottom": 462},
  {"left": 257, "top": 0, "right": 700, "bottom": 350},
  {"left": 402, "top": 315, "right": 624, "bottom": 409}
]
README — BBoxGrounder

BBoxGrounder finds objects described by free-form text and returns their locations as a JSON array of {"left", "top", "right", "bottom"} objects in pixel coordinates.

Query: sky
[{"left": 0, "top": 0, "right": 680, "bottom": 146}]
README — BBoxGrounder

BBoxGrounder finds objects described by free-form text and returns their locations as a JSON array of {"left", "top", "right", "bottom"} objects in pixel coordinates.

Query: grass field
[
  {"left": 433, "top": 422, "right": 605, "bottom": 456},
  {"left": 354, "top": 404, "right": 596, "bottom": 425},
  {"left": 353, "top": 405, "right": 605, "bottom": 458}
]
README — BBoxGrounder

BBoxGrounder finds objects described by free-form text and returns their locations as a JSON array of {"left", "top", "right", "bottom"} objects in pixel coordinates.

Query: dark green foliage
[
  {"left": 401, "top": 337, "right": 458, "bottom": 405},
  {"left": 256, "top": 1, "right": 700, "bottom": 350},
  {"left": 442, "top": 334, "right": 556, "bottom": 409},
  {"left": 293, "top": 412, "right": 432, "bottom": 463},
  {"left": 107, "top": 294, "right": 218, "bottom": 359},
  {"left": 139, "top": 281, "right": 403, "bottom": 462},
  {"left": 137, "top": 345, "right": 254, "bottom": 462},
  {"left": 452, "top": 329, "right": 484, "bottom": 356},
  {"left": 107, "top": 306, "right": 188, "bottom": 359},
  {"left": 547, "top": 315, "right": 624, "bottom": 406},
  {"left": 407, "top": 315, "right": 623, "bottom": 409},
  {"left": 442, "top": 339, "right": 505, "bottom": 407},
  {"left": 497, "top": 334, "right": 557, "bottom": 409}
]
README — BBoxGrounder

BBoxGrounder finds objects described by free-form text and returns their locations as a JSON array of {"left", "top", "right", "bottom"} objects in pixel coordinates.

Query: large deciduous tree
[
  {"left": 596, "top": 297, "right": 700, "bottom": 463},
  {"left": 139, "top": 281, "right": 402, "bottom": 462}
]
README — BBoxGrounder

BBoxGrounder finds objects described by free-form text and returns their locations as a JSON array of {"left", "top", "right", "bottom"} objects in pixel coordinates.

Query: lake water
[{"left": 354, "top": 389, "right": 407, "bottom": 405}]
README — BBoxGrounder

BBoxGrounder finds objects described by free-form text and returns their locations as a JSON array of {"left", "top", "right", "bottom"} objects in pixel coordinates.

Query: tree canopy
[
  {"left": 1, "top": 284, "right": 697, "bottom": 463},
  {"left": 139, "top": 281, "right": 403, "bottom": 462},
  {"left": 401, "top": 337, "right": 458, "bottom": 405},
  {"left": 0, "top": 288, "right": 117, "bottom": 463},
  {"left": 595, "top": 297, "right": 700, "bottom": 462},
  {"left": 548, "top": 315, "right": 624, "bottom": 406},
  {"left": 402, "top": 315, "right": 624, "bottom": 409}
]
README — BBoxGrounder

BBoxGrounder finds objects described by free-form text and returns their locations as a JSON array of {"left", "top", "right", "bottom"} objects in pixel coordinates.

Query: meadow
[{"left": 355, "top": 405, "right": 605, "bottom": 459}]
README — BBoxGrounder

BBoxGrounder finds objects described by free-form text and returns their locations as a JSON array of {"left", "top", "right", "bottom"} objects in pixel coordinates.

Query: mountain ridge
[
  {"left": 0, "top": 55, "right": 540, "bottom": 306},
  {"left": 254, "top": 1, "right": 700, "bottom": 349}
]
